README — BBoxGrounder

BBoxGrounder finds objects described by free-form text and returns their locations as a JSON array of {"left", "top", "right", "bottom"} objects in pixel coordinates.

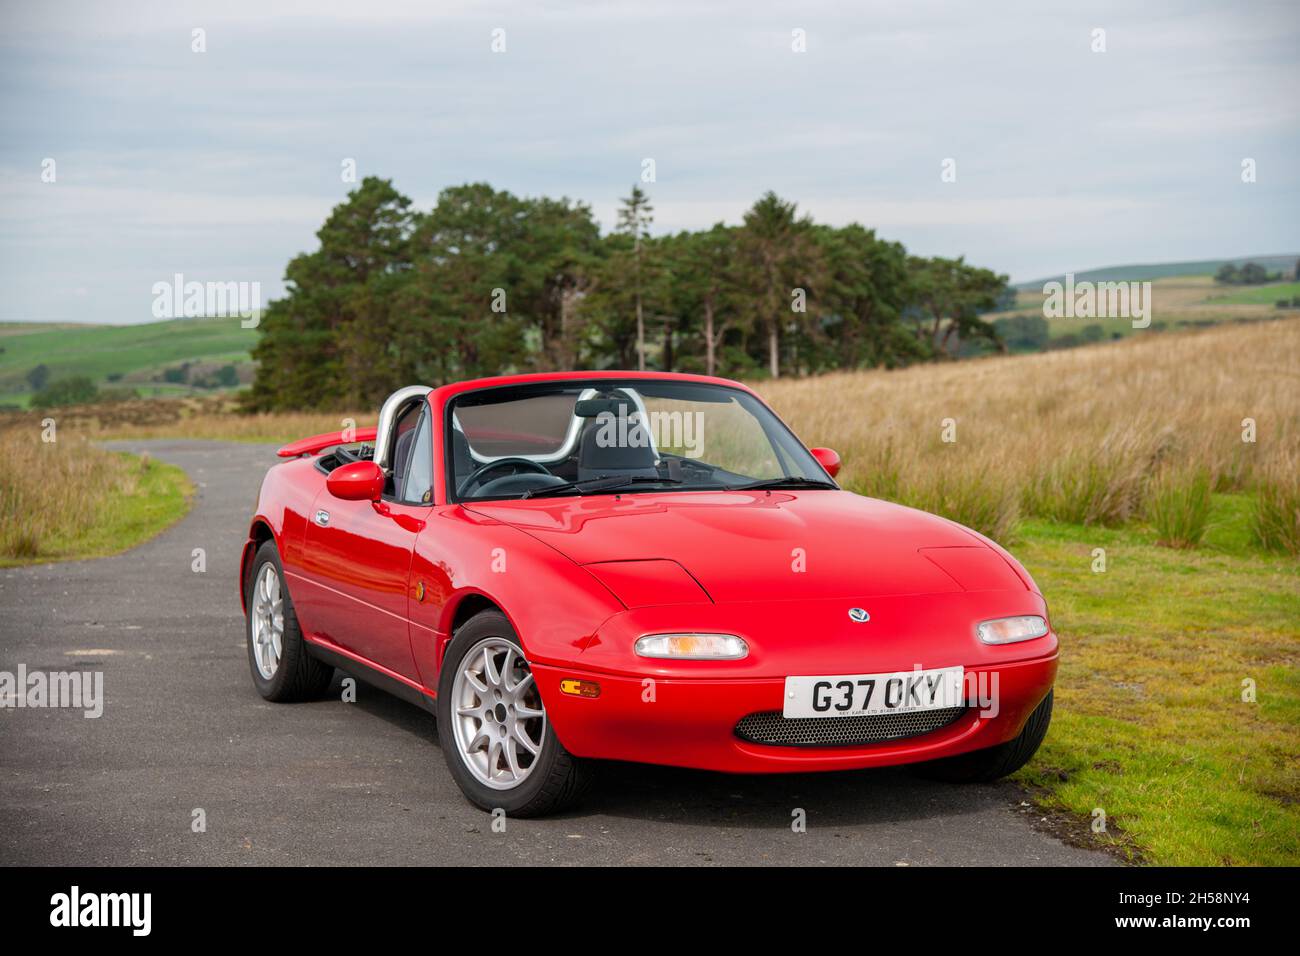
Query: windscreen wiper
[
  {"left": 520, "top": 475, "right": 684, "bottom": 499},
  {"left": 734, "top": 476, "right": 838, "bottom": 491}
]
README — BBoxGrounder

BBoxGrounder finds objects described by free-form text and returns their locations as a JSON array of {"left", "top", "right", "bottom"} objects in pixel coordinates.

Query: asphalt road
[{"left": 0, "top": 440, "right": 1114, "bottom": 866}]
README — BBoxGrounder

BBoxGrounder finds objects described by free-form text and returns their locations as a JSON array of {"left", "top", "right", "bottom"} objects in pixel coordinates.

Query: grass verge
[
  {"left": 1013, "top": 495, "right": 1300, "bottom": 865},
  {"left": 0, "top": 430, "right": 193, "bottom": 566}
]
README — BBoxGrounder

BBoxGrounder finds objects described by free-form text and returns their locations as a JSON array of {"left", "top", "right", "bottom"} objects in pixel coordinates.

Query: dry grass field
[{"left": 768, "top": 316, "right": 1300, "bottom": 552}]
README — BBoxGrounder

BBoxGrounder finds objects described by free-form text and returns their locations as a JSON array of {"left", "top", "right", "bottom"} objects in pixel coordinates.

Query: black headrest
[
  {"left": 577, "top": 416, "right": 657, "bottom": 480},
  {"left": 392, "top": 427, "right": 417, "bottom": 489},
  {"left": 451, "top": 427, "right": 473, "bottom": 478}
]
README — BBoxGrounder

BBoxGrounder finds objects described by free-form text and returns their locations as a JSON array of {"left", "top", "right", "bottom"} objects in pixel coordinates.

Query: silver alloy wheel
[
  {"left": 251, "top": 563, "right": 284, "bottom": 680},
  {"left": 450, "top": 637, "right": 547, "bottom": 790}
]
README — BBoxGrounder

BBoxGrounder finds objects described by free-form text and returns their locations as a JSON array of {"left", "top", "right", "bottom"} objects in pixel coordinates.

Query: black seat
[
  {"left": 391, "top": 427, "right": 417, "bottom": 495},
  {"left": 577, "top": 417, "right": 658, "bottom": 481},
  {"left": 451, "top": 427, "right": 474, "bottom": 482}
]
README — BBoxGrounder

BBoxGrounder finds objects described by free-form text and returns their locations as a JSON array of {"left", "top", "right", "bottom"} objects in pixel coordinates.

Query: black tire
[
  {"left": 437, "top": 610, "right": 594, "bottom": 817},
  {"left": 244, "top": 539, "right": 334, "bottom": 702},
  {"left": 916, "top": 690, "right": 1053, "bottom": 783}
]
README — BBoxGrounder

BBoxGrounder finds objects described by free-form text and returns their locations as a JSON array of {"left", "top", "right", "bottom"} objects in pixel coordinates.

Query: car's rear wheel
[
  {"left": 437, "top": 610, "right": 594, "bottom": 816},
  {"left": 244, "top": 539, "right": 334, "bottom": 702},
  {"left": 916, "top": 690, "right": 1053, "bottom": 783}
]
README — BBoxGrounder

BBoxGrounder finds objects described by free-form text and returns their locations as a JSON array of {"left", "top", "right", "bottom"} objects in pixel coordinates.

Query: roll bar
[{"left": 373, "top": 385, "right": 432, "bottom": 475}]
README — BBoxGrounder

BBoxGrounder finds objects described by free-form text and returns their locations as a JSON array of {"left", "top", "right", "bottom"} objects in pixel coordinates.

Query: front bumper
[{"left": 532, "top": 652, "right": 1057, "bottom": 774}]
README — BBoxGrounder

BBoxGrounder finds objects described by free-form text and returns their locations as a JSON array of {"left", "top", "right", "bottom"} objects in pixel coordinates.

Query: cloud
[{"left": 1, "top": 0, "right": 1297, "bottom": 321}]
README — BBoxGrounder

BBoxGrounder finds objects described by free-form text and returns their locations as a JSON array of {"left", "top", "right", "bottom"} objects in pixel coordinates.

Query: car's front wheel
[
  {"left": 437, "top": 610, "right": 594, "bottom": 816},
  {"left": 916, "top": 689, "right": 1053, "bottom": 783}
]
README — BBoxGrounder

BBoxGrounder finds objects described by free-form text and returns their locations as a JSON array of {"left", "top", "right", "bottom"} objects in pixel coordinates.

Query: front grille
[{"left": 734, "top": 707, "right": 966, "bottom": 748}]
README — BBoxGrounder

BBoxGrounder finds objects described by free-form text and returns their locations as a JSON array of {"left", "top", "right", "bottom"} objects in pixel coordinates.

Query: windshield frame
[{"left": 443, "top": 377, "right": 836, "bottom": 504}]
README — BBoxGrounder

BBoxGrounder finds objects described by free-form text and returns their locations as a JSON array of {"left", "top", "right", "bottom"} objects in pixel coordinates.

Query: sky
[{"left": 1, "top": 0, "right": 1297, "bottom": 324}]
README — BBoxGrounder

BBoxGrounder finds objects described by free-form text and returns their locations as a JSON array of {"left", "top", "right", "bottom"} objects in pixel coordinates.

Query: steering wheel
[{"left": 457, "top": 457, "right": 553, "bottom": 497}]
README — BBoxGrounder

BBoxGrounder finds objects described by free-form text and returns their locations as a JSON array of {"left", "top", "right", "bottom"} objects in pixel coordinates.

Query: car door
[{"left": 296, "top": 400, "right": 435, "bottom": 681}]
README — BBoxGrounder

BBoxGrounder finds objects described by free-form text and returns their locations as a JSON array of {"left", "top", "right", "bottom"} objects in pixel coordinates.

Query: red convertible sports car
[{"left": 241, "top": 371, "right": 1057, "bottom": 816}]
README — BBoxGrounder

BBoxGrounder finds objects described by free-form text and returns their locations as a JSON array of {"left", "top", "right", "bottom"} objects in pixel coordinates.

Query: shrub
[
  {"left": 992, "top": 314, "right": 1049, "bottom": 352},
  {"left": 26, "top": 364, "right": 50, "bottom": 391},
  {"left": 1252, "top": 461, "right": 1300, "bottom": 555},
  {"left": 846, "top": 446, "right": 1020, "bottom": 543},
  {"left": 31, "top": 376, "right": 99, "bottom": 407},
  {"left": 1146, "top": 467, "right": 1213, "bottom": 548},
  {"left": 1022, "top": 428, "right": 1161, "bottom": 526},
  {"left": 904, "top": 472, "right": 1020, "bottom": 543}
]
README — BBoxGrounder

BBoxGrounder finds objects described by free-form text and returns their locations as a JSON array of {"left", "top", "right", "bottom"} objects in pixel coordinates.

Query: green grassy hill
[
  {"left": 990, "top": 274, "right": 1300, "bottom": 348},
  {"left": 1206, "top": 280, "right": 1300, "bottom": 305},
  {"left": 0, "top": 318, "right": 257, "bottom": 407},
  {"left": 1017, "top": 254, "right": 1299, "bottom": 289}
]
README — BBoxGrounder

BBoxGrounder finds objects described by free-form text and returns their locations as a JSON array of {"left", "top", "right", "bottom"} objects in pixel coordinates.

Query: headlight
[
  {"left": 977, "top": 615, "right": 1049, "bottom": 645},
  {"left": 634, "top": 633, "right": 748, "bottom": 660}
]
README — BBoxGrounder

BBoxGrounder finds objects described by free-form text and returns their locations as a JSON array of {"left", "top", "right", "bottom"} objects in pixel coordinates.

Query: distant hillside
[
  {"left": 0, "top": 318, "right": 257, "bottom": 407},
  {"left": 987, "top": 273, "right": 1300, "bottom": 351},
  {"left": 1017, "top": 254, "right": 1300, "bottom": 290}
]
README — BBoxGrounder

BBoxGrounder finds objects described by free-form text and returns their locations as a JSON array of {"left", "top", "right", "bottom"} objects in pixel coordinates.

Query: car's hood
[{"left": 464, "top": 490, "right": 1026, "bottom": 604}]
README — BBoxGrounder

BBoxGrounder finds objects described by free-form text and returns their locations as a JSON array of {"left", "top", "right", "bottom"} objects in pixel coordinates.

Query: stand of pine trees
[{"left": 247, "top": 178, "right": 1009, "bottom": 411}]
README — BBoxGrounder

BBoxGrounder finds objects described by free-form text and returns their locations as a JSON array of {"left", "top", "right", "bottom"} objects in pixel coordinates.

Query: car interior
[
  {"left": 316, "top": 382, "right": 820, "bottom": 504},
  {"left": 451, "top": 388, "right": 668, "bottom": 499}
]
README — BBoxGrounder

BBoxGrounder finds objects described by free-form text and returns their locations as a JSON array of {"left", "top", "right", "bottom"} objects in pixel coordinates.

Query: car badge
[{"left": 848, "top": 608, "right": 870, "bottom": 623}]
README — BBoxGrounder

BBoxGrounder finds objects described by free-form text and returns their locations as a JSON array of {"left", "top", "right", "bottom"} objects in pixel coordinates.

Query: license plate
[{"left": 782, "top": 665, "right": 965, "bottom": 719}]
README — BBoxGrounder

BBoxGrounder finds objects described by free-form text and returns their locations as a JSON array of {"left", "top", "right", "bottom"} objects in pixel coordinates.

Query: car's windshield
[{"left": 447, "top": 380, "right": 832, "bottom": 501}]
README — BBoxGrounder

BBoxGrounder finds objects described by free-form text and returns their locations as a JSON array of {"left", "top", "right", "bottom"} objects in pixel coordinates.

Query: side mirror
[
  {"left": 810, "top": 447, "right": 841, "bottom": 479},
  {"left": 326, "top": 461, "right": 385, "bottom": 501}
]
